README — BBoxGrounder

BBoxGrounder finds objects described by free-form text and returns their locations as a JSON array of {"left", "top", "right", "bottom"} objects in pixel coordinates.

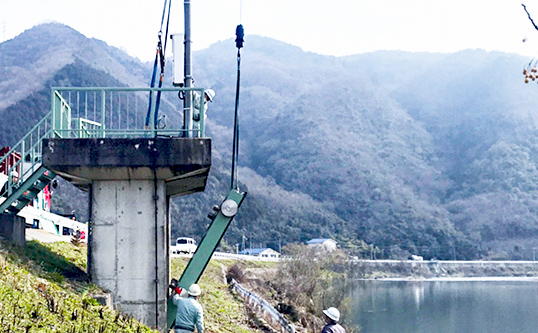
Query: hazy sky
[{"left": 1, "top": 0, "right": 538, "bottom": 62}]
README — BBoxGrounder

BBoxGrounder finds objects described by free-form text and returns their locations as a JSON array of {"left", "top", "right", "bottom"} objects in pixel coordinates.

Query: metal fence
[
  {"left": 52, "top": 87, "right": 206, "bottom": 138},
  {"left": 212, "top": 251, "right": 280, "bottom": 262},
  {"left": 230, "top": 279, "right": 295, "bottom": 333},
  {"left": 0, "top": 86, "right": 207, "bottom": 201}
]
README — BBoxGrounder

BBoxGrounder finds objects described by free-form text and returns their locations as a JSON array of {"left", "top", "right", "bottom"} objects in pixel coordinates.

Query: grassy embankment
[
  {"left": 171, "top": 257, "right": 275, "bottom": 333},
  {"left": 0, "top": 240, "right": 155, "bottom": 332},
  {"left": 0, "top": 239, "right": 266, "bottom": 333}
]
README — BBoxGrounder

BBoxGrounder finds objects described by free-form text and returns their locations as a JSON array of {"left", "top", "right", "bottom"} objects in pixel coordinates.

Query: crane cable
[
  {"left": 145, "top": 0, "right": 172, "bottom": 129},
  {"left": 231, "top": 24, "right": 244, "bottom": 190}
]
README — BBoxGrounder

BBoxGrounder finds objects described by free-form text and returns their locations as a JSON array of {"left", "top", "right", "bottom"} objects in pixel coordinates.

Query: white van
[{"left": 172, "top": 237, "right": 197, "bottom": 254}]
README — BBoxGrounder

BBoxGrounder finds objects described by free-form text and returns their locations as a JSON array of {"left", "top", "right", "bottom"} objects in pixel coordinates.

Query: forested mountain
[{"left": 3, "top": 23, "right": 538, "bottom": 260}]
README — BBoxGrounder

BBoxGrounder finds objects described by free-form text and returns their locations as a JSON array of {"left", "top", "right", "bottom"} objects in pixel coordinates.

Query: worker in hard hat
[
  {"left": 321, "top": 307, "right": 346, "bottom": 333},
  {"left": 192, "top": 89, "right": 214, "bottom": 135},
  {"left": 172, "top": 284, "right": 204, "bottom": 333}
]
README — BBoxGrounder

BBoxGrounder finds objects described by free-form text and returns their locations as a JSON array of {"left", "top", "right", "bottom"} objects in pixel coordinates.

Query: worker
[
  {"left": 192, "top": 89, "right": 215, "bottom": 134},
  {"left": 321, "top": 307, "right": 346, "bottom": 333},
  {"left": 172, "top": 283, "right": 204, "bottom": 333},
  {"left": 193, "top": 89, "right": 215, "bottom": 118}
]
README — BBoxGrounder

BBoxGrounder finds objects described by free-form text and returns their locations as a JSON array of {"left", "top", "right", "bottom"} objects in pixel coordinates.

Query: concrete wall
[
  {"left": 89, "top": 180, "right": 169, "bottom": 330},
  {"left": 0, "top": 214, "right": 25, "bottom": 246},
  {"left": 349, "top": 259, "right": 538, "bottom": 279}
]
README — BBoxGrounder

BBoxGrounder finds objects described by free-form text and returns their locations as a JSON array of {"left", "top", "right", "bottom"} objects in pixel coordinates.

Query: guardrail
[
  {"left": 0, "top": 112, "right": 54, "bottom": 197},
  {"left": 171, "top": 251, "right": 281, "bottom": 262},
  {"left": 230, "top": 279, "right": 295, "bottom": 333},
  {"left": 52, "top": 87, "right": 207, "bottom": 138},
  {"left": 212, "top": 251, "right": 280, "bottom": 261}
]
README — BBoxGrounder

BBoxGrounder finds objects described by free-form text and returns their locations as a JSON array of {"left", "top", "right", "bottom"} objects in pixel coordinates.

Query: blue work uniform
[{"left": 172, "top": 294, "right": 204, "bottom": 333}]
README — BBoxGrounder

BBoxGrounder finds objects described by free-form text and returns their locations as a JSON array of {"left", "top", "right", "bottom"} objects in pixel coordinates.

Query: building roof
[
  {"left": 239, "top": 248, "right": 279, "bottom": 255},
  {"left": 306, "top": 238, "right": 336, "bottom": 244}
]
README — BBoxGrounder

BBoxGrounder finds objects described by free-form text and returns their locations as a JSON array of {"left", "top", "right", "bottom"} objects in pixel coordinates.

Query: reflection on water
[{"left": 351, "top": 280, "right": 538, "bottom": 333}]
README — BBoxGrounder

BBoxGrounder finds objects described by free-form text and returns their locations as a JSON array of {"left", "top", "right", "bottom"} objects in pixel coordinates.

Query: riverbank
[{"left": 350, "top": 259, "right": 538, "bottom": 279}]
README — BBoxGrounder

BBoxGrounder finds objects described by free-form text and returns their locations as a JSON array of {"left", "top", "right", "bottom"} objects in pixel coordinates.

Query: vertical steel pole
[
  {"left": 183, "top": 0, "right": 193, "bottom": 137},
  {"left": 100, "top": 90, "right": 106, "bottom": 138}
]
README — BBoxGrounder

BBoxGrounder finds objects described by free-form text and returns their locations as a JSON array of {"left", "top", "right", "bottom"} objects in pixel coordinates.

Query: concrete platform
[{"left": 42, "top": 137, "right": 211, "bottom": 197}]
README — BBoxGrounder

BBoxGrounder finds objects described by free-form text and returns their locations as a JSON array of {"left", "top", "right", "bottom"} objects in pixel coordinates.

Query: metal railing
[
  {"left": 51, "top": 87, "right": 207, "bottom": 139},
  {"left": 0, "top": 112, "right": 54, "bottom": 198},
  {"left": 231, "top": 279, "right": 295, "bottom": 333},
  {"left": 0, "top": 86, "right": 207, "bottom": 202}
]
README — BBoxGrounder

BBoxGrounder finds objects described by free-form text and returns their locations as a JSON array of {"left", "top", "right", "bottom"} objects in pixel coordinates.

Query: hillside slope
[
  {"left": 3, "top": 24, "right": 538, "bottom": 259},
  {"left": 0, "top": 240, "right": 156, "bottom": 332},
  {"left": 0, "top": 239, "right": 262, "bottom": 332}
]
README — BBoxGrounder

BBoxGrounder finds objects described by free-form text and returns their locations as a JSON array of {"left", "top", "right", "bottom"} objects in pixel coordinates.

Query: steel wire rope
[
  {"left": 231, "top": 24, "right": 244, "bottom": 190},
  {"left": 145, "top": 0, "right": 172, "bottom": 129}
]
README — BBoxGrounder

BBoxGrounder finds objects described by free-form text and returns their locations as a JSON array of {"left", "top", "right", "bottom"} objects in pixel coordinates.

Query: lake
[{"left": 351, "top": 279, "right": 538, "bottom": 333}]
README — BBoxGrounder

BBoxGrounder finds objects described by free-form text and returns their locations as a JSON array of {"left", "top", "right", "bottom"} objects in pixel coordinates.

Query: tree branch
[{"left": 523, "top": 4, "right": 538, "bottom": 31}]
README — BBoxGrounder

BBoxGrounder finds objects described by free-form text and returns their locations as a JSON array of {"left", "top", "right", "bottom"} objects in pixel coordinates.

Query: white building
[
  {"left": 0, "top": 172, "right": 87, "bottom": 240},
  {"left": 239, "top": 247, "right": 280, "bottom": 259},
  {"left": 306, "top": 238, "right": 337, "bottom": 252}
]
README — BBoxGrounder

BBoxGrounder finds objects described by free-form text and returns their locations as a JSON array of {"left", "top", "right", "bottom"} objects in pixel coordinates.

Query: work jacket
[
  {"left": 321, "top": 321, "right": 346, "bottom": 333},
  {"left": 192, "top": 91, "right": 208, "bottom": 121},
  {"left": 172, "top": 295, "right": 204, "bottom": 333}
]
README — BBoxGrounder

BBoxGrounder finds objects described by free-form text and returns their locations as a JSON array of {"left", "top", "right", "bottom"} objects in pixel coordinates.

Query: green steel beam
[
  {"left": 167, "top": 189, "right": 246, "bottom": 328},
  {"left": 177, "top": 189, "right": 246, "bottom": 288}
]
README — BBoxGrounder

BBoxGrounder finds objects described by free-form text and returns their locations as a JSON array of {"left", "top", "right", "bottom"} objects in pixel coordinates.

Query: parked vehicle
[{"left": 172, "top": 237, "right": 197, "bottom": 254}]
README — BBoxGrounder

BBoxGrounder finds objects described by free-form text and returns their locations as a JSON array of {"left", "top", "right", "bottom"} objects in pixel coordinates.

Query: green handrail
[
  {"left": 1, "top": 86, "right": 208, "bottom": 208},
  {"left": 0, "top": 111, "right": 54, "bottom": 198},
  {"left": 52, "top": 87, "right": 207, "bottom": 139}
]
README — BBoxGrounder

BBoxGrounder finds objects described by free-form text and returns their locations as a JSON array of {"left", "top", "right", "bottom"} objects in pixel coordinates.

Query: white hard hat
[
  {"left": 204, "top": 89, "right": 215, "bottom": 102},
  {"left": 188, "top": 284, "right": 201, "bottom": 296},
  {"left": 323, "top": 307, "right": 340, "bottom": 322}
]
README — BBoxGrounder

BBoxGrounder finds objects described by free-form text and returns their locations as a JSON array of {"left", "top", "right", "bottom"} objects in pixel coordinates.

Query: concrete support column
[
  {"left": 89, "top": 180, "right": 169, "bottom": 331},
  {"left": 0, "top": 214, "right": 25, "bottom": 246}
]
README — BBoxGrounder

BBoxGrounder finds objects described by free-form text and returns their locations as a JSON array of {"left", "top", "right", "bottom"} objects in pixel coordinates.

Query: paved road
[{"left": 26, "top": 229, "right": 83, "bottom": 243}]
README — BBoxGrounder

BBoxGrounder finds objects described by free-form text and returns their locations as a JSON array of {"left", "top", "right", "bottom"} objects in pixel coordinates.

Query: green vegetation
[
  {"left": 0, "top": 240, "right": 156, "bottom": 332},
  {"left": 269, "top": 245, "right": 358, "bottom": 333}
]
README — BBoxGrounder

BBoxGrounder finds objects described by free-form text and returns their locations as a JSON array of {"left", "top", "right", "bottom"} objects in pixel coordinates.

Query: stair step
[
  {"left": 14, "top": 198, "right": 30, "bottom": 209},
  {"left": 40, "top": 170, "right": 55, "bottom": 181},
  {"left": 6, "top": 206, "right": 18, "bottom": 214},
  {"left": 0, "top": 166, "right": 56, "bottom": 215},
  {"left": 22, "top": 189, "right": 40, "bottom": 199},
  {"left": 30, "top": 182, "right": 46, "bottom": 191}
]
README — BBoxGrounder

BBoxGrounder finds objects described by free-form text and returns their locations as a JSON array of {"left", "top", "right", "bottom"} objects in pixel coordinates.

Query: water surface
[{"left": 351, "top": 279, "right": 538, "bottom": 333}]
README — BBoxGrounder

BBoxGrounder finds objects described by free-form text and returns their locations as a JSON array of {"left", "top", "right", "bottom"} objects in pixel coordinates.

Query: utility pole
[{"left": 183, "top": 0, "right": 193, "bottom": 137}]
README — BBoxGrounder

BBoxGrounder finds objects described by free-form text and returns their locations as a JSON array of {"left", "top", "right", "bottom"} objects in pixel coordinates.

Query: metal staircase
[
  {"left": 0, "top": 111, "right": 57, "bottom": 215},
  {"left": 0, "top": 166, "right": 56, "bottom": 214}
]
